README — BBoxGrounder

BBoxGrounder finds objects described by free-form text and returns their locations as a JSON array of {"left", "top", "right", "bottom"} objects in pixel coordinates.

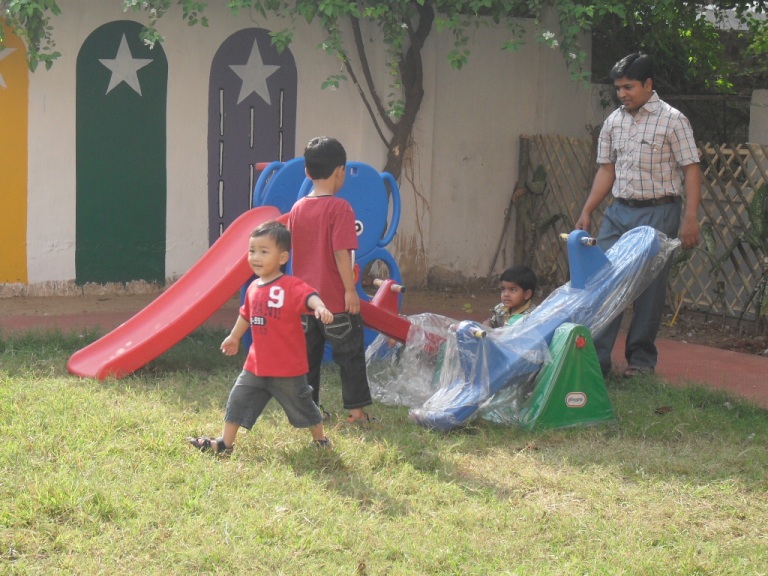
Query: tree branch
[
  {"left": 340, "top": 18, "right": 391, "bottom": 148},
  {"left": 350, "top": 15, "right": 396, "bottom": 133}
]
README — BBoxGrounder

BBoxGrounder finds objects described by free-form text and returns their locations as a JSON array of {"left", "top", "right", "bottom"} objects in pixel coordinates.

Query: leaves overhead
[
  {"left": 0, "top": 0, "right": 62, "bottom": 71},
  {"left": 6, "top": 0, "right": 768, "bottom": 177},
  {"left": 6, "top": 1, "right": 768, "bottom": 90}
]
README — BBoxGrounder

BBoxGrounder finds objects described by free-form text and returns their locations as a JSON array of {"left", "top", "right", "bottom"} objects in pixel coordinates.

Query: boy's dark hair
[
  {"left": 251, "top": 221, "right": 291, "bottom": 252},
  {"left": 500, "top": 265, "right": 537, "bottom": 296},
  {"left": 304, "top": 136, "right": 347, "bottom": 180},
  {"left": 610, "top": 52, "right": 653, "bottom": 84}
]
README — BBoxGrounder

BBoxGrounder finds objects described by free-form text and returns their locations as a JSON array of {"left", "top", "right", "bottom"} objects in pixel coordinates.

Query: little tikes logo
[{"left": 565, "top": 392, "right": 587, "bottom": 408}]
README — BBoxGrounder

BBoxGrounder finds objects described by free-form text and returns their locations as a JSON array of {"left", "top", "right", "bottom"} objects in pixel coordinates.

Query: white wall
[
  {"left": 21, "top": 1, "right": 603, "bottom": 289},
  {"left": 410, "top": 16, "right": 605, "bottom": 282},
  {"left": 749, "top": 89, "right": 768, "bottom": 145}
]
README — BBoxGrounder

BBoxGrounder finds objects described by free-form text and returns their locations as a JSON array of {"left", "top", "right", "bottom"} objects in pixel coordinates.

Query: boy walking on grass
[
  {"left": 287, "top": 136, "right": 376, "bottom": 424},
  {"left": 188, "top": 221, "right": 333, "bottom": 454}
]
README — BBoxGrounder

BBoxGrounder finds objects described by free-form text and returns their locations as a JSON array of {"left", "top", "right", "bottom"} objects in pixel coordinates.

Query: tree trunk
[{"left": 382, "top": 2, "right": 433, "bottom": 179}]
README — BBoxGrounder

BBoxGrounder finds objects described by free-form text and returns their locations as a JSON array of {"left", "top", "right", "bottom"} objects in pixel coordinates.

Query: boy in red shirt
[
  {"left": 288, "top": 137, "right": 375, "bottom": 424},
  {"left": 188, "top": 221, "right": 334, "bottom": 454}
]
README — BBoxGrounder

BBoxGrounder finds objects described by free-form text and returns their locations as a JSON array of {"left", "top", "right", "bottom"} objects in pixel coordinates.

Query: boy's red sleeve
[{"left": 331, "top": 203, "right": 359, "bottom": 251}]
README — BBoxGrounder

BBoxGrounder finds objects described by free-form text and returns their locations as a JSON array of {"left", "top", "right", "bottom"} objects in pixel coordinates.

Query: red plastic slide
[
  {"left": 67, "top": 206, "right": 283, "bottom": 379},
  {"left": 67, "top": 206, "right": 411, "bottom": 380}
]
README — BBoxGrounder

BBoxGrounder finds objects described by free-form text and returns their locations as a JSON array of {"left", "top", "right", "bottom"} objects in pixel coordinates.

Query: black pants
[{"left": 303, "top": 313, "right": 372, "bottom": 410}]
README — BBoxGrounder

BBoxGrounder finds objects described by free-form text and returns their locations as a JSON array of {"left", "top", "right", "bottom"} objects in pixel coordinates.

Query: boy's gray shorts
[{"left": 224, "top": 370, "right": 322, "bottom": 429}]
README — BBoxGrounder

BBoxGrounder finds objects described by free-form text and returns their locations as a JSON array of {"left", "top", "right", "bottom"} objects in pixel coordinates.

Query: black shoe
[
  {"left": 313, "top": 437, "right": 332, "bottom": 449},
  {"left": 623, "top": 365, "right": 654, "bottom": 378}
]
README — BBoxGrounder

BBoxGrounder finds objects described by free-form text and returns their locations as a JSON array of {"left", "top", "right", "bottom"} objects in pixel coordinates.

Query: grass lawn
[{"left": 1, "top": 328, "right": 766, "bottom": 575}]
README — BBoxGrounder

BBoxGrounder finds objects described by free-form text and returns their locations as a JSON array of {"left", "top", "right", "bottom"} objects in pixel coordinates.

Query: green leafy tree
[
  {"left": 0, "top": 0, "right": 61, "bottom": 70},
  {"left": 5, "top": 0, "right": 768, "bottom": 178},
  {"left": 0, "top": 0, "right": 644, "bottom": 179},
  {"left": 591, "top": 0, "right": 768, "bottom": 94},
  {"left": 117, "top": 0, "right": 626, "bottom": 179}
]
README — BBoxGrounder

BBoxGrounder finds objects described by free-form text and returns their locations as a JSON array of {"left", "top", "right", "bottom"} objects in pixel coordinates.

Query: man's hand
[
  {"left": 574, "top": 211, "right": 592, "bottom": 232},
  {"left": 678, "top": 213, "right": 700, "bottom": 249},
  {"left": 575, "top": 163, "right": 615, "bottom": 233}
]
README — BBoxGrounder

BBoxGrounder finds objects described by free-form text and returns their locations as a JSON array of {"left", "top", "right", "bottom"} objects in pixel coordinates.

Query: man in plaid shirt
[{"left": 575, "top": 52, "right": 702, "bottom": 379}]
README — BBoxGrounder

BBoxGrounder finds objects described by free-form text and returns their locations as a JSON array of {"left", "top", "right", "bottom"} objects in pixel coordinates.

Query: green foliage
[
  {"left": 0, "top": 0, "right": 61, "bottom": 70},
  {"left": 8, "top": 0, "right": 768, "bottom": 178},
  {"left": 707, "top": 184, "right": 768, "bottom": 331},
  {"left": 122, "top": 0, "right": 208, "bottom": 47},
  {"left": 0, "top": 1, "right": 686, "bottom": 90},
  {"left": 8, "top": 0, "right": 768, "bottom": 96},
  {"left": 590, "top": 0, "right": 768, "bottom": 94}
]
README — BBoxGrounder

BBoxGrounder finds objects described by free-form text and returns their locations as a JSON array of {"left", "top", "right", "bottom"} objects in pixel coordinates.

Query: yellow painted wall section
[{"left": 0, "top": 26, "right": 29, "bottom": 283}]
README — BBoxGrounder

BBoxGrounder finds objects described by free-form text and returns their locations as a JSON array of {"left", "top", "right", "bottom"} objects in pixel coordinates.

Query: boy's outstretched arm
[
  {"left": 221, "top": 315, "right": 249, "bottom": 356},
  {"left": 334, "top": 248, "right": 360, "bottom": 314},
  {"left": 308, "top": 294, "right": 334, "bottom": 324}
]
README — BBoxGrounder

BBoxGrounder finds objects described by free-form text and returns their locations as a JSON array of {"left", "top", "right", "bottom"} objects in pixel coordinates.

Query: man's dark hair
[
  {"left": 304, "top": 136, "right": 347, "bottom": 180},
  {"left": 251, "top": 221, "right": 291, "bottom": 253},
  {"left": 500, "top": 265, "right": 538, "bottom": 296},
  {"left": 610, "top": 52, "right": 653, "bottom": 84}
]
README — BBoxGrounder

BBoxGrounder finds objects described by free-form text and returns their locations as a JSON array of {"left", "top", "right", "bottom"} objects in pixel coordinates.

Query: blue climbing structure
[{"left": 244, "top": 158, "right": 403, "bottom": 351}]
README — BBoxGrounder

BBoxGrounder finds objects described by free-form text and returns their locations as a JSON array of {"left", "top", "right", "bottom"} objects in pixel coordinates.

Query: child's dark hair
[
  {"left": 500, "top": 265, "right": 537, "bottom": 296},
  {"left": 304, "top": 136, "right": 347, "bottom": 180},
  {"left": 251, "top": 221, "right": 291, "bottom": 252}
]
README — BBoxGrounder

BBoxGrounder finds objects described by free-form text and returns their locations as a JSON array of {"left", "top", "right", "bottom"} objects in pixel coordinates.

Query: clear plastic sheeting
[
  {"left": 366, "top": 313, "right": 454, "bottom": 407},
  {"left": 366, "top": 227, "right": 680, "bottom": 430},
  {"left": 367, "top": 315, "right": 552, "bottom": 427},
  {"left": 410, "top": 319, "right": 552, "bottom": 429}
]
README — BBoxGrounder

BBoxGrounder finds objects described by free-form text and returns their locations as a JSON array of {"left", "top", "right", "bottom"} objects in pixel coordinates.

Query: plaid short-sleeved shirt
[{"left": 597, "top": 92, "right": 699, "bottom": 201}]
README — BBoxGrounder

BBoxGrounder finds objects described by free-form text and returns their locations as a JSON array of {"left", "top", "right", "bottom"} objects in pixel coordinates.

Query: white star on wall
[
  {"left": 0, "top": 47, "right": 17, "bottom": 89},
  {"left": 229, "top": 40, "right": 280, "bottom": 105},
  {"left": 99, "top": 35, "right": 153, "bottom": 95}
]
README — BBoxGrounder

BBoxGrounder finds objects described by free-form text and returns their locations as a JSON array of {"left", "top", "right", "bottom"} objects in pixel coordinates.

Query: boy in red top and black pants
[{"left": 288, "top": 136, "right": 375, "bottom": 424}]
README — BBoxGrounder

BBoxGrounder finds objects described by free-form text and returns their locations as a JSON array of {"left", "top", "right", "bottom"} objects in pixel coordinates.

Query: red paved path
[
  {"left": 1, "top": 300, "right": 766, "bottom": 409},
  {"left": 614, "top": 334, "right": 767, "bottom": 409}
]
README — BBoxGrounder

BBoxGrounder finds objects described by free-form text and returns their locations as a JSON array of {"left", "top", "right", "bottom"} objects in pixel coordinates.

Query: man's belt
[{"left": 616, "top": 196, "right": 678, "bottom": 208}]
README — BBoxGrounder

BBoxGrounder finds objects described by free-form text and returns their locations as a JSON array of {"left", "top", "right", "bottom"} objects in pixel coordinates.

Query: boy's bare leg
[
  {"left": 347, "top": 408, "right": 367, "bottom": 421},
  {"left": 217, "top": 421, "right": 238, "bottom": 450}
]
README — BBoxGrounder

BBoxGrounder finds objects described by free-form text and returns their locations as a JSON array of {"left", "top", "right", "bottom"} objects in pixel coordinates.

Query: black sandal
[
  {"left": 187, "top": 436, "right": 232, "bottom": 454},
  {"left": 346, "top": 412, "right": 379, "bottom": 426},
  {"left": 313, "top": 437, "right": 332, "bottom": 449}
]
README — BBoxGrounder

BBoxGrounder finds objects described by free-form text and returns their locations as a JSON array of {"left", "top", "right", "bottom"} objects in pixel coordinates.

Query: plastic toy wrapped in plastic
[{"left": 365, "top": 226, "right": 680, "bottom": 431}]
